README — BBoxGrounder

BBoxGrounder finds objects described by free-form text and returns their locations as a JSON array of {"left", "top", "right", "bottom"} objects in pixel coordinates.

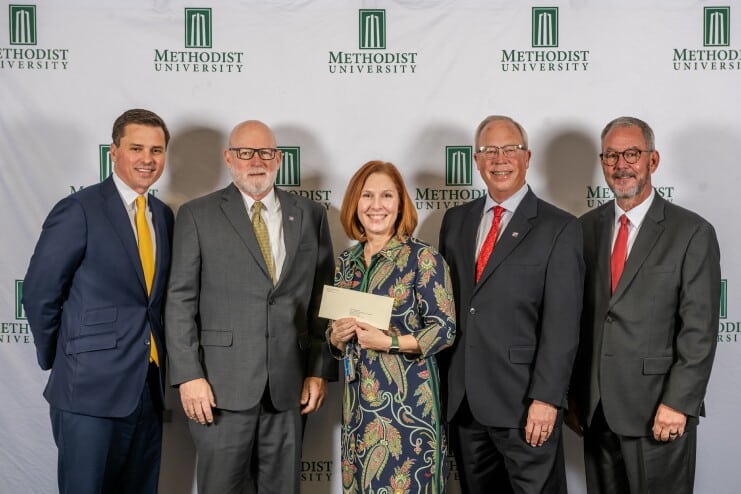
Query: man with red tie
[
  {"left": 568, "top": 116, "right": 720, "bottom": 493},
  {"left": 439, "top": 115, "right": 585, "bottom": 493}
]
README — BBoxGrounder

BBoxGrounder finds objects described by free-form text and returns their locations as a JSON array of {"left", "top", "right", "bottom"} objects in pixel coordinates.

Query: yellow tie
[
  {"left": 135, "top": 195, "right": 159, "bottom": 366},
  {"left": 251, "top": 201, "right": 275, "bottom": 284}
]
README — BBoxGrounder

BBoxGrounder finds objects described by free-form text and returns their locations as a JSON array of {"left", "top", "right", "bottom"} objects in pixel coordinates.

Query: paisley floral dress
[{"left": 333, "top": 236, "right": 456, "bottom": 494}]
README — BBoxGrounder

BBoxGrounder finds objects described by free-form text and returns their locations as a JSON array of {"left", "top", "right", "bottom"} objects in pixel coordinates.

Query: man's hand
[
  {"left": 179, "top": 378, "right": 216, "bottom": 425},
  {"left": 300, "top": 377, "right": 327, "bottom": 415},
  {"left": 564, "top": 398, "right": 583, "bottom": 437},
  {"left": 652, "top": 403, "right": 687, "bottom": 442},
  {"left": 525, "top": 399, "right": 558, "bottom": 447}
]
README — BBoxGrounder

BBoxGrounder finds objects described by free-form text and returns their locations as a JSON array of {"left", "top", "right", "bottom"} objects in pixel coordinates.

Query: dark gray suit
[
  {"left": 573, "top": 193, "right": 720, "bottom": 493},
  {"left": 165, "top": 184, "right": 335, "bottom": 493},
  {"left": 439, "top": 187, "right": 584, "bottom": 493}
]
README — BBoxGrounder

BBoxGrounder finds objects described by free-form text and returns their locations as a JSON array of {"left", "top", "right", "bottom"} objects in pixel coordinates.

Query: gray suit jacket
[
  {"left": 439, "top": 187, "right": 585, "bottom": 428},
  {"left": 574, "top": 194, "right": 720, "bottom": 437},
  {"left": 165, "top": 184, "right": 335, "bottom": 411}
]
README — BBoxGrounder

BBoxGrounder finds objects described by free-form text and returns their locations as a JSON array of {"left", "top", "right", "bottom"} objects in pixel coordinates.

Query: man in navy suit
[
  {"left": 439, "top": 115, "right": 584, "bottom": 493},
  {"left": 23, "top": 109, "right": 174, "bottom": 494}
]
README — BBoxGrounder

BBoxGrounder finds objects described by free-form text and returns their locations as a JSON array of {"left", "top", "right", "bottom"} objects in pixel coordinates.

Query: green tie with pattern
[{"left": 251, "top": 201, "right": 275, "bottom": 284}]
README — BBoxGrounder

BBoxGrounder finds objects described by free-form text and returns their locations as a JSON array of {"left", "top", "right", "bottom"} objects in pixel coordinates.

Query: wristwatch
[{"left": 388, "top": 334, "right": 400, "bottom": 354}]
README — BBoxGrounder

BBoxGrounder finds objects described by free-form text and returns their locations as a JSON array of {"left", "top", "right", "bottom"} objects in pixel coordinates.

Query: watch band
[{"left": 389, "top": 334, "right": 400, "bottom": 354}]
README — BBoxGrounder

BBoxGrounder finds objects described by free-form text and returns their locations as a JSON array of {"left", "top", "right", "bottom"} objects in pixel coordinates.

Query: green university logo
[
  {"left": 277, "top": 147, "right": 300, "bottom": 187},
  {"left": 446, "top": 146, "right": 473, "bottom": 186},
  {"left": 99, "top": 144, "right": 112, "bottom": 182},
  {"left": 532, "top": 7, "right": 558, "bottom": 48},
  {"left": 185, "top": 8, "right": 212, "bottom": 49},
  {"left": 704, "top": 7, "right": 730, "bottom": 47},
  {"left": 9, "top": 4, "right": 36, "bottom": 45},
  {"left": 720, "top": 279, "right": 727, "bottom": 319},
  {"left": 359, "top": 9, "right": 386, "bottom": 50},
  {"left": 15, "top": 280, "right": 25, "bottom": 320}
]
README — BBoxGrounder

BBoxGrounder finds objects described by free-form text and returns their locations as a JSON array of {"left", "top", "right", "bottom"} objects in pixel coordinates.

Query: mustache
[{"left": 611, "top": 170, "right": 635, "bottom": 179}]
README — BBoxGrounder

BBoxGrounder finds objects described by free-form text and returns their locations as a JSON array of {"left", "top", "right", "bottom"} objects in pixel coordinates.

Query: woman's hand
[
  {"left": 329, "top": 317, "right": 359, "bottom": 353},
  {"left": 354, "top": 321, "right": 392, "bottom": 352}
]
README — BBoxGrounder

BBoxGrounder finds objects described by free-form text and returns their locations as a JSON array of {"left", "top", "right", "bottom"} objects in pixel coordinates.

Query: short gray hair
[
  {"left": 474, "top": 115, "right": 529, "bottom": 149},
  {"left": 601, "top": 116, "right": 655, "bottom": 150}
]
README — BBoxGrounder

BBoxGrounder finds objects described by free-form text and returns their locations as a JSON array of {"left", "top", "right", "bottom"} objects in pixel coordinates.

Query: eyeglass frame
[
  {"left": 476, "top": 144, "right": 526, "bottom": 159},
  {"left": 228, "top": 147, "right": 280, "bottom": 160},
  {"left": 599, "top": 148, "right": 653, "bottom": 167}
]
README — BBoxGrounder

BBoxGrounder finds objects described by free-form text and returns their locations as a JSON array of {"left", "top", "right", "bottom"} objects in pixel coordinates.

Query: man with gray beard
[
  {"left": 165, "top": 120, "right": 335, "bottom": 494},
  {"left": 567, "top": 116, "right": 720, "bottom": 493}
]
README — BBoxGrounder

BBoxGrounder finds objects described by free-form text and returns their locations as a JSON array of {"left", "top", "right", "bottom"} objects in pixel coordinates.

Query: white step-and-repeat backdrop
[{"left": 1, "top": 1, "right": 739, "bottom": 492}]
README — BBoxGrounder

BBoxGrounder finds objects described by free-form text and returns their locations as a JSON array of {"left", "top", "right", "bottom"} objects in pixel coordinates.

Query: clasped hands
[{"left": 329, "top": 317, "right": 391, "bottom": 353}]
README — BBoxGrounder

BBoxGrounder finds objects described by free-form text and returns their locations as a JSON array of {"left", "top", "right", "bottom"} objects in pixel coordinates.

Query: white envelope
[{"left": 318, "top": 285, "right": 394, "bottom": 330}]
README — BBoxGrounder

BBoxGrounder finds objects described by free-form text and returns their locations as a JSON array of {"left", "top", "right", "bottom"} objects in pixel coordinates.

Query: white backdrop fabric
[{"left": 1, "top": 1, "right": 739, "bottom": 493}]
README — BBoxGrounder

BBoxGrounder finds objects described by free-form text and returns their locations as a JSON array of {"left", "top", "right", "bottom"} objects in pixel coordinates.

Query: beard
[
  {"left": 609, "top": 170, "right": 647, "bottom": 200},
  {"left": 230, "top": 166, "right": 278, "bottom": 197}
]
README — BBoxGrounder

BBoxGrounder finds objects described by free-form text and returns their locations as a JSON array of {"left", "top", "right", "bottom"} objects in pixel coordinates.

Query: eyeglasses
[
  {"left": 600, "top": 148, "right": 651, "bottom": 167},
  {"left": 229, "top": 147, "right": 279, "bottom": 160},
  {"left": 477, "top": 144, "right": 525, "bottom": 159}
]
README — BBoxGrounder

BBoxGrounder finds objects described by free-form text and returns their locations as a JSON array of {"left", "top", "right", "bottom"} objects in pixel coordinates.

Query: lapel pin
[
  {"left": 512, "top": 232, "right": 519, "bottom": 237},
  {"left": 288, "top": 216, "right": 295, "bottom": 221}
]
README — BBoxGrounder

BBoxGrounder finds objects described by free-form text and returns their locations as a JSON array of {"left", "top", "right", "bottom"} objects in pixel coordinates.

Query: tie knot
[
  {"left": 252, "top": 201, "right": 264, "bottom": 214},
  {"left": 493, "top": 205, "right": 504, "bottom": 219},
  {"left": 619, "top": 214, "right": 628, "bottom": 227},
  {"left": 136, "top": 195, "right": 146, "bottom": 210}
]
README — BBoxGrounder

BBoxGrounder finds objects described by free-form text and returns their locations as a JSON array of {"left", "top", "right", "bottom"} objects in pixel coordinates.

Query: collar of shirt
[
  {"left": 240, "top": 187, "right": 278, "bottom": 218},
  {"left": 476, "top": 183, "right": 529, "bottom": 256},
  {"left": 112, "top": 171, "right": 148, "bottom": 210},
  {"left": 612, "top": 188, "right": 655, "bottom": 254}
]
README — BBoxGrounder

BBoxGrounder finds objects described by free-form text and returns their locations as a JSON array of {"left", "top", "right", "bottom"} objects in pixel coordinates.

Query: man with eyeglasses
[
  {"left": 439, "top": 115, "right": 584, "bottom": 493},
  {"left": 567, "top": 116, "right": 720, "bottom": 493},
  {"left": 165, "top": 120, "right": 335, "bottom": 494}
]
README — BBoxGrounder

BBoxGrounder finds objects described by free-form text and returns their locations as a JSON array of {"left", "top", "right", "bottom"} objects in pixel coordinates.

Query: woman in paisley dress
[{"left": 327, "top": 160, "right": 456, "bottom": 494}]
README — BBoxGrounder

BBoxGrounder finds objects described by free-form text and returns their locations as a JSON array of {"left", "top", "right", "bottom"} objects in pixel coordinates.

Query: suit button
[
  {"left": 605, "top": 313, "right": 613, "bottom": 323},
  {"left": 268, "top": 297, "right": 275, "bottom": 305},
  {"left": 469, "top": 308, "right": 476, "bottom": 315},
  {"left": 145, "top": 339, "right": 150, "bottom": 346}
]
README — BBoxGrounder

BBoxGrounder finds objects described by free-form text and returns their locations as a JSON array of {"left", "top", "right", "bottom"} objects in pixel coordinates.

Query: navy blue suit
[{"left": 24, "top": 176, "right": 173, "bottom": 493}]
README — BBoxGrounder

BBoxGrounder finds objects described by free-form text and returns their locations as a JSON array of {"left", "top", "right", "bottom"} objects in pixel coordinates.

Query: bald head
[
  {"left": 224, "top": 120, "right": 282, "bottom": 200},
  {"left": 228, "top": 120, "right": 277, "bottom": 148}
]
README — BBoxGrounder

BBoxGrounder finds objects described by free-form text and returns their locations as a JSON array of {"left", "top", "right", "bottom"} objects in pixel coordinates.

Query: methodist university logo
[
  {"left": 704, "top": 7, "right": 730, "bottom": 46},
  {"left": 15, "top": 280, "right": 25, "bottom": 320},
  {"left": 414, "top": 146, "right": 486, "bottom": 211},
  {"left": 359, "top": 10, "right": 386, "bottom": 49},
  {"left": 720, "top": 279, "right": 728, "bottom": 319},
  {"left": 185, "top": 8, "right": 212, "bottom": 48},
  {"left": 2, "top": 4, "right": 69, "bottom": 70},
  {"left": 9, "top": 4, "right": 36, "bottom": 45},
  {"left": 153, "top": 8, "right": 243, "bottom": 73},
  {"left": 276, "top": 147, "right": 300, "bottom": 187},
  {"left": 328, "top": 9, "right": 418, "bottom": 74},
  {"left": 99, "top": 145, "right": 112, "bottom": 182},
  {"left": 446, "top": 147, "right": 473, "bottom": 186},
  {"left": 532, "top": 7, "right": 558, "bottom": 48},
  {"left": 500, "top": 7, "right": 589, "bottom": 72},
  {"left": 673, "top": 6, "right": 738, "bottom": 71},
  {"left": 718, "top": 279, "right": 741, "bottom": 344}
]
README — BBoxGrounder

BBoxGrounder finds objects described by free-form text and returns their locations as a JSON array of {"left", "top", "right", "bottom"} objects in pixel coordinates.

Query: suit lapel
[
  {"left": 611, "top": 195, "right": 665, "bottom": 302},
  {"left": 460, "top": 198, "right": 484, "bottom": 286},
  {"left": 150, "top": 197, "right": 169, "bottom": 301},
  {"left": 220, "top": 183, "right": 273, "bottom": 281},
  {"left": 595, "top": 205, "right": 614, "bottom": 305},
  {"left": 276, "top": 188, "right": 301, "bottom": 287},
  {"left": 475, "top": 189, "right": 537, "bottom": 289},
  {"left": 100, "top": 178, "right": 148, "bottom": 294}
]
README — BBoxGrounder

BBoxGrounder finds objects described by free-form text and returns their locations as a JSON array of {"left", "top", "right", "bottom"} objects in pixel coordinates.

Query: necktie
[
  {"left": 475, "top": 205, "right": 504, "bottom": 283},
  {"left": 251, "top": 201, "right": 275, "bottom": 284},
  {"left": 135, "top": 195, "right": 159, "bottom": 366},
  {"left": 610, "top": 214, "right": 629, "bottom": 294}
]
